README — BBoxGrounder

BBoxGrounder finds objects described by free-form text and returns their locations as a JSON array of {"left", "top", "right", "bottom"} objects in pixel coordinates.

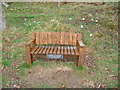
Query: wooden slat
[
  {"left": 51, "top": 32, "right": 54, "bottom": 44},
  {"left": 31, "top": 46, "right": 39, "bottom": 54},
  {"left": 64, "top": 32, "right": 68, "bottom": 45},
  {"left": 36, "top": 32, "right": 39, "bottom": 44},
  {"left": 47, "top": 32, "right": 52, "bottom": 44},
  {"left": 54, "top": 32, "right": 58, "bottom": 44},
  {"left": 46, "top": 32, "right": 48, "bottom": 44},
  {"left": 49, "top": 46, "right": 54, "bottom": 54},
  {"left": 46, "top": 46, "right": 51, "bottom": 54},
  {"left": 55, "top": 32, "right": 60, "bottom": 44},
  {"left": 69, "top": 33, "right": 73, "bottom": 45},
  {"left": 73, "top": 33, "right": 77, "bottom": 45},
  {"left": 42, "top": 46, "right": 48, "bottom": 54},
  {"left": 42, "top": 32, "right": 45, "bottom": 44},
  {"left": 67, "top": 46, "right": 71, "bottom": 55},
  {"left": 53, "top": 46, "right": 58, "bottom": 54},
  {"left": 56, "top": 32, "right": 60, "bottom": 44},
  {"left": 72, "top": 34, "right": 74, "bottom": 45},
  {"left": 60, "top": 32, "right": 64, "bottom": 45},
  {"left": 67, "top": 33, "right": 70, "bottom": 44},
  {"left": 58, "top": 32, "right": 61, "bottom": 44},
  {"left": 39, "top": 32, "right": 42, "bottom": 44},
  {"left": 41, "top": 32, "right": 45, "bottom": 44},
  {"left": 60, "top": 32, "right": 62, "bottom": 44},
  {"left": 64, "top": 33, "right": 66, "bottom": 44},
  {"left": 43, "top": 32, "right": 47, "bottom": 44},
  {"left": 73, "top": 46, "right": 79, "bottom": 55},
  {"left": 57, "top": 46, "right": 61, "bottom": 54},
  {"left": 39, "top": 32, "right": 45, "bottom": 44},
  {"left": 68, "top": 33, "right": 70, "bottom": 44},
  {"left": 54, "top": 32, "right": 57, "bottom": 44},
  {"left": 61, "top": 46, "right": 64, "bottom": 54},
  {"left": 64, "top": 46, "right": 67, "bottom": 55},
  {"left": 70, "top": 46, "right": 75, "bottom": 55},
  {"left": 74, "top": 34, "right": 77, "bottom": 45},
  {"left": 39, "top": 46, "right": 45, "bottom": 54},
  {"left": 32, "top": 32, "right": 36, "bottom": 44},
  {"left": 34, "top": 46, "right": 42, "bottom": 54}
]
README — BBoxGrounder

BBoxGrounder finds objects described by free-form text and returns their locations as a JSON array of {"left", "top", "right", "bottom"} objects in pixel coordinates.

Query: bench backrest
[{"left": 32, "top": 32, "right": 82, "bottom": 45}]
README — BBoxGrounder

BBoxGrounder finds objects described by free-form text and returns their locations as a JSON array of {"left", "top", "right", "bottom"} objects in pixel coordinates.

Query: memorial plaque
[{"left": 46, "top": 54, "right": 63, "bottom": 59}]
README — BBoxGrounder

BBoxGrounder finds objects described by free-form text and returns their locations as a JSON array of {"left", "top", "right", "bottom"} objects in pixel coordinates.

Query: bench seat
[{"left": 31, "top": 46, "right": 79, "bottom": 55}]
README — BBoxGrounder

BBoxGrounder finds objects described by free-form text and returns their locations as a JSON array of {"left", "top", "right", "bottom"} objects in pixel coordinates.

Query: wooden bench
[{"left": 25, "top": 32, "right": 85, "bottom": 67}]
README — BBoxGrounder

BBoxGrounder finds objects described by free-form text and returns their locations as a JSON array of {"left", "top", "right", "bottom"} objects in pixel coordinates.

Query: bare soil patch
[{"left": 25, "top": 65, "right": 83, "bottom": 88}]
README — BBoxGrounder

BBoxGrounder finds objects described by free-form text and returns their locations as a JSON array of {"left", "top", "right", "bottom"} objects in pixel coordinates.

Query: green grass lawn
[{"left": 2, "top": 2, "right": 118, "bottom": 88}]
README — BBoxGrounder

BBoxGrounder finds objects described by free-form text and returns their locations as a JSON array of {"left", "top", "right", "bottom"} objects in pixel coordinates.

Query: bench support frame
[
  {"left": 25, "top": 32, "right": 85, "bottom": 67},
  {"left": 76, "top": 40, "right": 85, "bottom": 67}
]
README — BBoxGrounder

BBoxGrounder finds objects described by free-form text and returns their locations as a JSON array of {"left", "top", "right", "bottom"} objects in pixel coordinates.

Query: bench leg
[
  {"left": 25, "top": 45, "right": 32, "bottom": 65},
  {"left": 76, "top": 47, "right": 85, "bottom": 67},
  {"left": 76, "top": 56, "right": 83, "bottom": 67}
]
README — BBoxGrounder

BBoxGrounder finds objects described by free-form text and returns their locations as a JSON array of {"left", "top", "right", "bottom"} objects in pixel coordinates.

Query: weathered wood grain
[{"left": 25, "top": 32, "right": 85, "bottom": 67}]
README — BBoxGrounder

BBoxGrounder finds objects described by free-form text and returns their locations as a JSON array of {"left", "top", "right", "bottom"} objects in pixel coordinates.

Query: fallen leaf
[
  {"left": 90, "top": 34, "right": 92, "bottom": 37},
  {"left": 82, "top": 18, "right": 85, "bottom": 20},
  {"left": 16, "top": 86, "right": 20, "bottom": 88},
  {"left": 16, "top": 77, "right": 19, "bottom": 79},
  {"left": 91, "top": 19, "right": 94, "bottom": 21},
  {"left": 87, "top": 70, "right": 92, "bottom": 74},
  {"left": 109, "top": 75, "right": 116, "bottom": 77},
  {"left": 80, "top": 25, "right": 83, "bottom": 28},
  {"left": 28, "top": 70, "right": 31, "bottom": 73},
  {"left": 13, "top": 85, "right": 16, "bottom": 88},
  {"left": 61, "top": 84, "right": 65, "bottom": 88},
  {"left": 95, "top": 20, "right": 98, "bottom": 22},
  {"left": 98, "top": 85, "right": 105, "bottom": 88},
  {"left": 105, "top": 68, "right": 109, "bottom": 71}
]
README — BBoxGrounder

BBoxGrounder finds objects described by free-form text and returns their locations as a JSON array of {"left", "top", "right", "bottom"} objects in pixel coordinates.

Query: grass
[
  {"left": 2, "top": 2, "right": 118, "bottom": 88},
  {"left": 39, "top": 84, "right": 53, "bottom": 88}
]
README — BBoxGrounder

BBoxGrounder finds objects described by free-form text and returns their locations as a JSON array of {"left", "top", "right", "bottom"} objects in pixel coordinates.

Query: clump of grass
[
  {"left": 39, "top": 83, "right": 52, "bottom": 88},
  {"left": 19, "top": 61, "right": 31, "bottom": 68},
  {"left": 2, "top": 58, "right": 12, "bottom": 67}
]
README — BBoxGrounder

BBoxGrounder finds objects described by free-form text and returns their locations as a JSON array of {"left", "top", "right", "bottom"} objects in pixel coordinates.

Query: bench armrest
[
  {"left": 25, "top": 38, "right": 35, "bottom": 46},
  {"left": 76, "top": 40, "right": 85, "bottom": 55},
  {"left": 76, "top": 40, "right": 85, "bottom": 67},
  {"left": 25, "top": 38, "right": 36, "bottom": 57},
  {"left": 77, "top": 40, "right": 85, "bottom": 47},
  {"left": 76, "top": 40, "right": 85, "bottom": 49}
]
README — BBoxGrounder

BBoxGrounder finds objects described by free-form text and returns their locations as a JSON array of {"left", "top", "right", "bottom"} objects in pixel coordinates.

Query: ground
[{"left": 1, "top": 2, "right": 119, "bottom": 88}]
